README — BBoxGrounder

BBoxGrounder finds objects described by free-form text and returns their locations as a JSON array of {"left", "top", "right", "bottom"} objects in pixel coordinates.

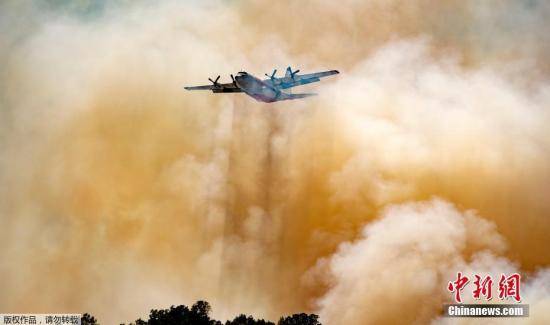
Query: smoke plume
[{"left": 0, "top": 0, "right": 549, "bottom": 324}]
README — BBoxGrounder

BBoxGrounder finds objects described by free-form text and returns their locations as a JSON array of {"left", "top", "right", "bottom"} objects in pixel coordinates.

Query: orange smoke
[{"left": 0, "top": 1, "right": 549, "bottom": 324}]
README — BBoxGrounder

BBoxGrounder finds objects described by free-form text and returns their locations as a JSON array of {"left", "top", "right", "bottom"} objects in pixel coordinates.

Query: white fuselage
[{"left": 234, "top": 73, "right": 281, "bottom": 103}]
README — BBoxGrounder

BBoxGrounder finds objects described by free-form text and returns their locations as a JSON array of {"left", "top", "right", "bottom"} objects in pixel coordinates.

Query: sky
[{"left": 0, "top": 0, "right": 549, "bottom": 324}]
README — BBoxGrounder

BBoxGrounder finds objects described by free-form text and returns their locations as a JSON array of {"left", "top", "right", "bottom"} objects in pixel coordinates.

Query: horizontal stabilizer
[{"left": 278, "top": 92, "right": 317, "bottom": 101}]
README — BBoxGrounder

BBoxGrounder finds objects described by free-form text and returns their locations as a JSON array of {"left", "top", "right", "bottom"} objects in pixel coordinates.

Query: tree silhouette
[
  {"left": 81, "top": 313, "right": 98, "bottom": 325},
  {"left": 225, "top": 314, "right": 275, "bottom": 325},
  {"left": 129, "top": 301, "right": 221, "bottom": 325},
  {"left": 278, "top": 313, "right": 321, "bottom": 325},
  {"left": 92, "top": 300, "right": 322, "bottom": 324}
]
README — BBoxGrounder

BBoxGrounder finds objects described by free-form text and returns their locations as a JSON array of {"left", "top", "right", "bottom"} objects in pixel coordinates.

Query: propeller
[
  {"left": 208, "top": 75, "right": 221, "bottom": 87},
  {"left": 264, "top": 69, "right": 277, "bottom": 80},
  {"left": 286, "top": 67, "right": 300, "bottom": 80},
  {"left": 290, "top": 69, "right": 300, "bottom": 79}
]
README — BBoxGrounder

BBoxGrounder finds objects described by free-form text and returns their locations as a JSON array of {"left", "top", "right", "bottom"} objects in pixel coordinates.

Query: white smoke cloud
[
  {"left": 0, "top": 1, "right": 549, "bottom": 324},
  {"left": 316, "top": 198, "right": 550, "bottom": 324}
]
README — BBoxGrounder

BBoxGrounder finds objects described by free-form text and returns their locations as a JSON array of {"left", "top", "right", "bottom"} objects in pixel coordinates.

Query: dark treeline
[{"left": 81, "top": 301, "right": 321, "bottom": 325}]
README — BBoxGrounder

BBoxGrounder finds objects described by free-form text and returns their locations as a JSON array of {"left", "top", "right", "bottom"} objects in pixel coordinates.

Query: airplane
[{"left": 184, "top": 66, "right": 339, "bottom": 103}]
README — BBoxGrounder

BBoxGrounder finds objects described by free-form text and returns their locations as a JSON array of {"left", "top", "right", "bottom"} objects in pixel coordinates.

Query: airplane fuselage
[{"left": 234, "top": 73, "right": 281, "bottom": 103}]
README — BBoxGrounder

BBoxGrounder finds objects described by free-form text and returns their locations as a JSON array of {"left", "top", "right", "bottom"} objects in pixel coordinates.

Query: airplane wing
[
  {"left": 264, "top": 68, "right": 339, "bottom": 90},
  {"left": 184, "top": 83, "right": 242, "bottom": 93},
  {"left": 184, "top": 76, "right": 242, "bottom": 93},
  {"left": 298, "top": 70, "right": 340, "bottom": 80},
  {"left": 184, "top": 85, "right": 215, "bottom": 90}
]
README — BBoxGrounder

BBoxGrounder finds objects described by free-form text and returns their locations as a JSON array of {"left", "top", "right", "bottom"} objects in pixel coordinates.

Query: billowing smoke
[
  {"left": 0, "top": 0, "right": 549, "bottom": 324},
  {"left": 315, "top": 199, "right": 550, "bottom": 324}
]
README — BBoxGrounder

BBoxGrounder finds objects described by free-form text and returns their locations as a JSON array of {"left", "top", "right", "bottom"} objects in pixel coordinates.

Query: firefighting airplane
[{"left": 184, "top": 66, "right": 339, "bottom": 103}]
